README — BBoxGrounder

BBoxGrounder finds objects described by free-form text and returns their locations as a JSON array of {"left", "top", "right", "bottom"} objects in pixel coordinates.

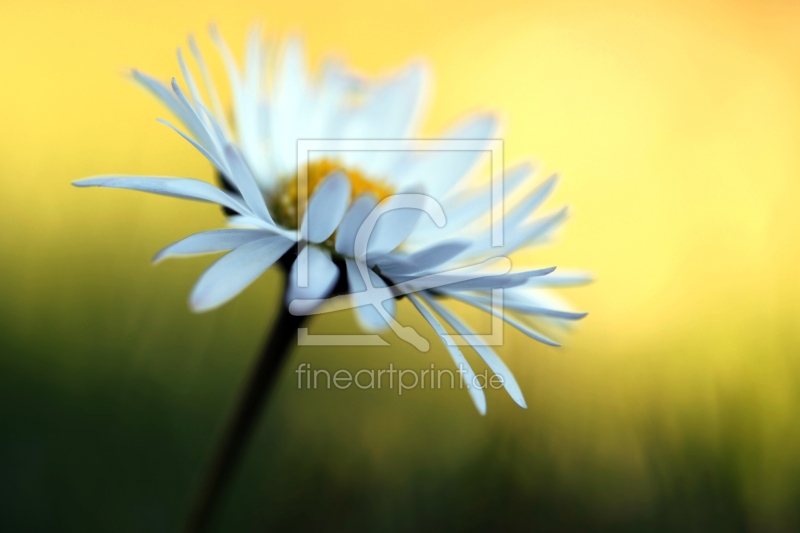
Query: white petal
[
  {"left": 347, "top": 63, "right": 429, "bottom": 175},
  {"left": 306, "top": 59, "right": 350, "bottom": 140},
  {"left": 169, "top": 78, "right": 224, "bottom": 158},
  {"left": 285, "top": 246, "right": 339, "bottom": 310},
  {"left": 504, "top": 174, "right": 560, "bottom": 230},
  {"left": 461, "top": 207, "right": 569, "bottom": 260},
  {"left": 335, "top": 193, "right": 378, "bottom": 257},
  {"left": 243, "top": 25, "right": 266, "bottom": 98},
  {"left": 188, "top": 34, "right": 230, "bottom": 138},
  {"left": 386, "top": 256, "right": 511, "bottom": 296},
  {"left": 503, "top": 304, "right": 587, "bottom": 321},
  {"left": 453, "top": 176, "right": 563, "bottom": 258},
  {"left": 153, "top": 229, "right": 273, "bottom": 263},
  {"left": 444, "top": 162, "right": 535, "bottom": 232},
  {"left": 177, "top": 47, "right": 204, "bottom": 108},
  {"left": 271, "top": 37, "right": 309, "bottom": 174},
  {"left": 345, "top": 259, "right": 395, "bottom": 332},
  {"left": 438, "top": 266, "right": 556, "bottom": 292},
  {"left": 210, "top": 25, "right": 273, "bottom": 183},
  {"left": 501, "top": 207, "right": 569, "bottom": 254},
  {"left": 226, "top": 215, "right": 299, "bottom": 241},
  {"left": 379, "top": 240, "right": 471, "bottom": 275},
  {"left": 72, "top": 176, "right": 248, "bottom": 214},
  {"left": 367, "top": 194, "right": 427, "bottom": 255},
  {"left": 346, "top": 62, "right": 427, "bottom": 139},
  {"left": 239, "top": 28, "right": 272, "bottom": 180},
  {"left": 422, "top": 294, "right": 527, "bottom": 409},
  {"left": 502, "top": 286, "right": 588, "bottom": 330},
  {"left": 301, "top": 172, "right": 351, "bottom": 243},
  {"left": 388, "top": 113, "right": 499, "bottom": 198},
  {"left": 189, "top": 235, "right": 294, "bottom": 312},
  {"left": 447, "top": 293, "right": 561, "bottom": 347},
  {"left": 209, "top": 24, "right": 243, "bottom": 115},
  {"left": 157, "top": 118, "right": 226, "bottom": 172},
  {"left": 496, "top": 312, "right": 561, "bottom": 347},
  {"left": 222, "top": 145, "right": 273, "bottom": 224},
  {"left": 382, "top": 61, "right": 427, "bottom": 138},
  {"left": 456, "top": 292, "right": 587, "bottom": 320},
  {"left": 523, "top": 271, "right": 594, "bottom": 287},
  {"left": 131, "top": 70, "right": 197, "bottom": 135},
  {"left": 408, "top": 294, "right": 487, "bottom": 415}
]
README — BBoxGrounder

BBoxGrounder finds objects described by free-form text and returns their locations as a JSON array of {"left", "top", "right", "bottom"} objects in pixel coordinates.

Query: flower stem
[{"left": 186, "top": 306, "right": 305, "bottom": 532}]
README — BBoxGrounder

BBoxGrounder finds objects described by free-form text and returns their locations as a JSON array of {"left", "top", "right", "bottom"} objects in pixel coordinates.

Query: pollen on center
[{"left": 270, "top": 158, "right": 394, "bottom": 230}]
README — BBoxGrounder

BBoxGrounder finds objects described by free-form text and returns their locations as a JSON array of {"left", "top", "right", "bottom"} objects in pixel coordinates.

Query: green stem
[{"left": 185, "top": 306, "right": 305, "bottom": 532}]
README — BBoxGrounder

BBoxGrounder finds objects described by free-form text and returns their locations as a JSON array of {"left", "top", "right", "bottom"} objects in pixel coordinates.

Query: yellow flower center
[{"left": 270, "top": 158, "right": 394, "bottom": 230}]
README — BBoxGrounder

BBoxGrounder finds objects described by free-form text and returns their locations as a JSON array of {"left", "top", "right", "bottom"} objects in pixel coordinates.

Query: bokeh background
[{"left": 2, "top": 0, "right": 800, "bottom": 531}]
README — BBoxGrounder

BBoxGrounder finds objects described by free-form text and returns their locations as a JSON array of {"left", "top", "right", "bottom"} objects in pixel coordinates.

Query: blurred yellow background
[{"left": 1, "top": 0, "right": 799, "bottom": 530}]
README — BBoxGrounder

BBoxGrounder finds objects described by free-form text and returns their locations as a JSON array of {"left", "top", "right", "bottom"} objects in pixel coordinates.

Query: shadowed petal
[
  {"left": 408, "top": 294, "right": 487, "bottom": 415},
  {"left": 447, "top": 293, "right": 561, "bottom": 347},
  {"left": 222, "top": 145, "right": 274, "bottom": 224},
  {"left": 301, "top": 172, "right": 351, "bottom": 244},
  {"left": 189, "top": 235, "right": 294, "bottom": 312},
  {"left": 422, "top": 294, "right": 527, "bottom": 409},
  {"left": 389, "top": 113, "right": 499, "bottom": 198},
  {"left": 73, "top": 176, "right": 249, "bottom": 214},
  {"left": 153, "top": 229, "right": 275, "bottom": 263},
  {"left": 285, "top": 246, "right": 339, "bottom": 311},
  {"left": 376, "top": 240, "right": 471, "bottom": 276},
  {"left": 335, "top": 193, "right": 378, "bottom": 257},
  {"left": 345, "top": 258, "right": 395, "bottom": 332}
]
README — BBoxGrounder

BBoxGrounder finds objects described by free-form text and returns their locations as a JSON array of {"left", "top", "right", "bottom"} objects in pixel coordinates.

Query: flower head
[{"left": 74, "top": 25, "right": 589, "bottom": 414}]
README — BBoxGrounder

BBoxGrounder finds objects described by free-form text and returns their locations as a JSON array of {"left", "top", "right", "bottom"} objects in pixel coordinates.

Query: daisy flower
[{"left": 74, "top": 25, "right": 589, "bottom": 415}]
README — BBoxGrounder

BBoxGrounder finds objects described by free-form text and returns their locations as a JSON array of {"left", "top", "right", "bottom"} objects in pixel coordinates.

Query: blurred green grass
[{"left": 2, "top": 247, "right": 799, "bottom": 532}]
